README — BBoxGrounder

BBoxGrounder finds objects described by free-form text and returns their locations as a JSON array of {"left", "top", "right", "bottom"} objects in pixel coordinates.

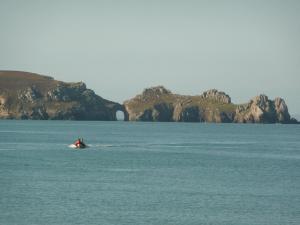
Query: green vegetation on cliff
[
  {"left": 124, "top": 86, "right": 297, "bottom": 123},
  {"left": 0, "top": 71, "right": 124, "bottom": 120},
  {"left": 0, "top": 71, "right": 297, "bottom": 123}
]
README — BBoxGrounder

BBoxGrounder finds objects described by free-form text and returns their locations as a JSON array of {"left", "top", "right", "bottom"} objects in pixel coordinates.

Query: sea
[{"left": 0, "top": 120, "right": 299, "bottom": 225}]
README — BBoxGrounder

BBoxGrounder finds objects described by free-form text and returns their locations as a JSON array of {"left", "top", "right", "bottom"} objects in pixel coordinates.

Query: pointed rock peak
[
  {"left": 249, "top": 94, "right": 270, "bottom": 110},
  {"left": 142, "top": 86, "right": 172, "bottom": 97},
  {"left": 274, "top": 97, "right": 290, "bottom": 122},
  {"left": 274, "top": 97, "right": 286, "bottom": 106},
  {"left": 252, "top": 94, "right": 269, "bottom": 103},
  {"left": 274, "top": 97, "right": 288, "bottom": 112},
  {"left": 201, "top": 89, "right": 231, "bottom": 104}
]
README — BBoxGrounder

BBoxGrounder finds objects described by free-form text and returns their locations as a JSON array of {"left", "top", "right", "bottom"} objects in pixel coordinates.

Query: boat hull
[{"left": 69, "top": 144, "right": 87, "bottom": 149}]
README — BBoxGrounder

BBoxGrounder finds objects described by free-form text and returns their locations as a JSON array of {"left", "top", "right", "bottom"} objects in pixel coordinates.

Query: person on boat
[
  {"left": 74, "top": 138, "right": 81, "bottom": 147},
  {"left": 74, "top": 138, "right": 86, "bottom": 148},
  {"left": 80, "top": 138, "right": 86, "bottom": 147}
]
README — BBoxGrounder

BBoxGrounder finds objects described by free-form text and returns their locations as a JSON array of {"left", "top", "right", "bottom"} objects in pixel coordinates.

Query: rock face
[
  {"left": 124, "top": 86, "right": 298, "bottom": 124},
  {"left": 0, "top": 71, "right": 297, "bottom": 124},
  {"left": 233, "top": 95, "right": 293, "bottom": 123},
  {"left": 173, "top": 104, "right": 200, "bottom": 122},
  {"left": 274, "top": 98, "right": 291, "bottom": 123},
  {"left": 201, "top": 89, "right": 231, "bottom": 104},
  {"left": 0, "top": 71, "right": 126, "bottom": 120},
  {"left": 124, "top": 86, "right": 236, "bottom": 123}
]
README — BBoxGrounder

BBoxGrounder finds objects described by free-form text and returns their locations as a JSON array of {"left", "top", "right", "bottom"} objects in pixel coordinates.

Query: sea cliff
[
  {"left": 124, "top": 86, "right": 298, "bottom": 124},
  {"left": 0, "top": 71, "right": 298, "bottom": 123},
  {"left": 0, "top": 71, "right": 125, "bottom": 120}
]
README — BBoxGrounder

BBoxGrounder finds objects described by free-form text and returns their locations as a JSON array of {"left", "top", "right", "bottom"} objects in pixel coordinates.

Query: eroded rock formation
[
  {"left": 0, "top": 71, "right": 297, "bottom": 124},
  {"left": 0, "top": 71, "right": 125, "bottom": 120},
  {"left": 124, "top": 86, "right": 236, "bottom": 123},
  {"left": 233, "top": 95, "right": 293, "bottom": 123},
  {"left": 124, "top": 86, "right": 298, "bottom": 124},
  {"left": 201, "top": 89, "right": 231, "bottom": 104}
]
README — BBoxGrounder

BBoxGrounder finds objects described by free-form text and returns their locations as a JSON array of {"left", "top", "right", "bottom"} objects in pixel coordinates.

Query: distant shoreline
[{"left": 0, "top": 71, "right": 299, "bottom": 124}]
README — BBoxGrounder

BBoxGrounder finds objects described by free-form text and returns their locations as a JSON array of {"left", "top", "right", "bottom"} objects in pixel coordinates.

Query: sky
[{"left": 0, "top": 0, "right": 299, "bottom": 115}]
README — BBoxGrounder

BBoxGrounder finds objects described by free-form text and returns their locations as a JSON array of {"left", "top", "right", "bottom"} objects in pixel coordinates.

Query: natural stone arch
[{"left": 111, "top": 104, "right": 129, "bottom": 121}]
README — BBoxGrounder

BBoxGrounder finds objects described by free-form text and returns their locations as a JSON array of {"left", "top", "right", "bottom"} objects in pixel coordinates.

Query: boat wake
[{"left": 68, "top": 144, "right": 90, "bottom": 149}]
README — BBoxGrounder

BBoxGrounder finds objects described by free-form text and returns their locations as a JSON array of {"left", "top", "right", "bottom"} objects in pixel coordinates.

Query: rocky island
[
  {"left": 0, "top": 71, "right": 125, "bottom": 120},
  {"left": 124, "top": 86, "right": 298, "bottom": 124},
  {"left": 0, "top": 71, "right": 298, "bottom": 124}
]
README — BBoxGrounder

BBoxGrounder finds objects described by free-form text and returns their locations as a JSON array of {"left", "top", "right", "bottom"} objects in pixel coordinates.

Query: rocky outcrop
[
  {"left": 173, "top": 103, "right": 200, "bottom": 122},
  {"left": 46, "top": 82, "right": 87, "bottom": 102},
  {"left": 18, "top": 86, "right": 41, "bottom": 103},
  {"left": 233, "top": 95, "right": 295, "bottom": 124},
  {"left": 274, "top": 98, "right": 291, "bottom": 123},
  {"left": 141, "top": 86, "right": 172, "bottom": 99},
  {"left": 0, "top": 95, "right": 9, "bottom": 118},
  {"left": 124, "top": 86, "right": 237, "bottom": 123},
  {"left": 124, "top": 86, "right": 298, "bottom": 124},
  {"left": 0, "top": 71, "right": 124, "bottom": 120},
  {"left": 0, "top": 71, "right": 297, "bottom": 124},
  {"left": 124, "top": 86, "right": 175, "bottom": 121},
  {"left": 201, "top": 89, "right": 231, "bottom": 104}
]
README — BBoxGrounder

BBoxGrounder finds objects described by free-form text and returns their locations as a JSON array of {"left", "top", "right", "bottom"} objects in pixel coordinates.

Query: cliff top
[
  {"left": 0, "top": 71, "right": 87, "bottom": 96},
  {"left": 0, "top": 71, "right": 122, "bottom": 120},
  {"left": 0, "top": 71, "right": 59, "bottom": 93},
  {"left": 124, "top": 85, "right": 236, "bottom": 114}
]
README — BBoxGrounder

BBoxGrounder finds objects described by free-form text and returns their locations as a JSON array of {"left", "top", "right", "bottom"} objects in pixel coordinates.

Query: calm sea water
[{"left": 0, "top": 120, "right": 299, "bottom": 225}]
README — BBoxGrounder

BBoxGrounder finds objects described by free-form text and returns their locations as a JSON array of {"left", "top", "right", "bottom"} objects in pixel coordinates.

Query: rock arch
[{"left": 111, "top": 104, "right": 129, "bottom": 121}]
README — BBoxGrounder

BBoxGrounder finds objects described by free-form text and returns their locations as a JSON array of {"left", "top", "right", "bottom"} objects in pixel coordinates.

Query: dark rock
[
  {"left": 152, "top": 103, "right": 173, "bottom": 121},
  {"left": 30, "top": 107, "right": 49, "bottom": 120},
  {"left": 289, "top": 118, "right": 299, "bottom": 124},
  {"left": 137, "top": 109, "right": 153, "bottom": 121},
  {"left": 173, "top": 103, "right": 200, "bottom": 122}
]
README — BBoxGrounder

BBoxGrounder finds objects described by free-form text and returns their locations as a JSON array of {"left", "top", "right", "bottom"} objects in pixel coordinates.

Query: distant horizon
[{"left": 1, "top": 1, "right": 299, "bottom": 114}]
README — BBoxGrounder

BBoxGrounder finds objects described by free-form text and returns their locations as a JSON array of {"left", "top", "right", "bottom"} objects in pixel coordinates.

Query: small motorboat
[
  {"left": 69, "top": 143, "right": 87, "bottom": 149},
  {"left": 69, "top": 138, "right": 87, "bottom": 149}
]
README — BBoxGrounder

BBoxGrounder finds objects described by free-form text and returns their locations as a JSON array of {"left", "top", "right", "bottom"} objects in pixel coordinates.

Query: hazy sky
[{"left": 1, "top": 0, "right": 299, "bottom": 114}]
